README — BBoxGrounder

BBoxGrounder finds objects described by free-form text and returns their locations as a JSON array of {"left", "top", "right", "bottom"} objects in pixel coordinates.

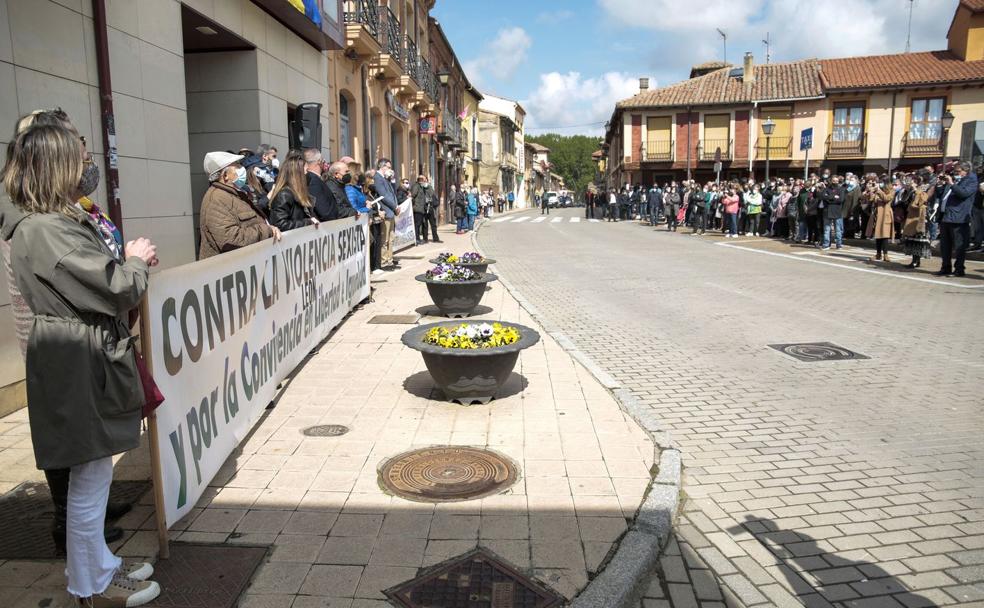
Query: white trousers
[{"left": 66, "top": 457, "right": 121, "bottom": 598}]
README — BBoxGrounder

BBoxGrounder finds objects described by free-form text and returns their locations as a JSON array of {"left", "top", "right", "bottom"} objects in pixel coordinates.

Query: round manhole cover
[
  {"left": 379, "top": 447, "right": 518, "bottom": 502},
  {"left": 302, "top": 425, "right": 350, "bottom": 437}
]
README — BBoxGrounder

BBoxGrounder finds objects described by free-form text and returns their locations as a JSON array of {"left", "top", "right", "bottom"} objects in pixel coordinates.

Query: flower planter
[
  {"left": 427, "top": 257, "right": 496, "bottom": 274},
  {"left": 401, "top": 321, "right": 541, "bottom": 404},
  {"left": 415, "top": 273, "right": 498, "bottom": 317}
]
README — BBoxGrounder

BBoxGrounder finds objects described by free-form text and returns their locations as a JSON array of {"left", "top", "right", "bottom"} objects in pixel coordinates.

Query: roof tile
[{"left": 820, "top": 50, "right": 984, "bottom": 89}]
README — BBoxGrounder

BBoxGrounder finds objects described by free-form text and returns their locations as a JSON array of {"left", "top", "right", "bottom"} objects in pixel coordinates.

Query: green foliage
[{"left": 526, "top": 133, "right": 600, "bottom": 196}]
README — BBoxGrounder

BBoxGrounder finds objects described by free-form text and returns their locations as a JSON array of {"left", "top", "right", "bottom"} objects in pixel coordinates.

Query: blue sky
[{"left": 433, "top": 0, "right": 957, "bottom": 136}]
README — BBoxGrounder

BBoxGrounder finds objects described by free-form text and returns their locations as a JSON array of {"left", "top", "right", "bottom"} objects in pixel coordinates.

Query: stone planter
[
  {"left": 428, "top": 257, "right": 496, "bottom": 274},
  {"left": 415, "top": 273, "right": 498, "bottom": 317},
  {"left": 401, "top": 321, "right": 541, "bottom": 404}
]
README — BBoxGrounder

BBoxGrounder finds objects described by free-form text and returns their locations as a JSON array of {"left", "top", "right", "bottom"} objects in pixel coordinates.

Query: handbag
[{"left": 134, "top": 349, "right": 164, "bottom": 418}]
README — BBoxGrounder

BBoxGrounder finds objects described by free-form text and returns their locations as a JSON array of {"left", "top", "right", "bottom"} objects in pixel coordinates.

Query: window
[
  {"left": 339, "top": 95, "right": 351, "bottom": 158},
  {"left": 832, "top": 103, "right": 864, "bottom": 142},
  {"left": 909, "top": 98, "right": 944, "bottom": 140}
]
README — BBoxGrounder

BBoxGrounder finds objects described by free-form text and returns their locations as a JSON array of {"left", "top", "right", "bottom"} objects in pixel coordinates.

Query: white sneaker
[
  {"left": 118, "top": 562, "right": 154, "bottom": 582},
  {"left": 371, "top": 269, "right": 384, "bottom": 276},
  {"left": 92, "top": 575, "right": 161, "bottom": 607}
]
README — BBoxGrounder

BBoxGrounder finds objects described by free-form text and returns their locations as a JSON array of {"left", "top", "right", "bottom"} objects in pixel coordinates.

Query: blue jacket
[
  {"left": 345, "top": 184, "right": 369, "bottom": 213},
  {"left": 371, "top": 175, "right": 399, "bottom": 219},
  {"left": 942, "top": 171, "right": 978, "bottom": 224},
  {"left": 467, "top": 192, "right": 478, "bottom": 215}
]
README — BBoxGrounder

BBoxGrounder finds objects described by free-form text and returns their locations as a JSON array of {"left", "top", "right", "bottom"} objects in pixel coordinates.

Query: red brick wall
[
  {"left": 675, "top": 112, "right": 699, "bottom": 166},
  {"left": 734, "top": 110, "right": 750, "bottom": 161},
  {"left": 631, "top": 115, "right": 642, "bottom": 162}
]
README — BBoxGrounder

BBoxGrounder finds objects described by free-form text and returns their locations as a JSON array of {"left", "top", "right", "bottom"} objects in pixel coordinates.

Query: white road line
[
  {"left": 551, "top": 217, "right": 563, "bottom": 223},
  {"left": 570, "top": 217, "right": 581, "bottom": 223},
  {"left": 532, "top": 217, "right": 547, "bottom": 223},
  {"left": 492, "top": 217, "right": 510, "bottom": 223},
  {"left": 715, "top": 242, "right": 984, "bottom": 289},
  {"left": 512, "top": 216, "right": 530, "bottom": 223},
  {"left": 589, "top": 219, "right": 601, "bottom": 223}
]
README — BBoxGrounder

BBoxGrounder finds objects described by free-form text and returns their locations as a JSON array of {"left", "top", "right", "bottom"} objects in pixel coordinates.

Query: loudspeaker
[{"left": 289, "top": 102, "right": 322, "bottom": 151}]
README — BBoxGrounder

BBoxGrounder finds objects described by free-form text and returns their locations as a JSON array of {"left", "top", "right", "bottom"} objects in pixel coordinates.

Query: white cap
[{"left": 204, "top": 151, "right": 244, "bottom": 180}]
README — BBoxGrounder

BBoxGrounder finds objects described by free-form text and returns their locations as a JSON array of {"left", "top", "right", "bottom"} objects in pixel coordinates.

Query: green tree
[{"left": 526, "top": 133, "right": 600, "bottom": 197}]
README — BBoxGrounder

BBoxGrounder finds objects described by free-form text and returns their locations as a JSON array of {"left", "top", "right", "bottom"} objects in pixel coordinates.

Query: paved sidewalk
[{"left": 0, "top": 226, "right": 656, "bottom": 607}]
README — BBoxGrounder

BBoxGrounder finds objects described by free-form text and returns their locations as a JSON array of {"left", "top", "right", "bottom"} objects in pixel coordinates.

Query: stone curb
[{"left": 471, "top": 219, "right": 683, "bottom": 608}]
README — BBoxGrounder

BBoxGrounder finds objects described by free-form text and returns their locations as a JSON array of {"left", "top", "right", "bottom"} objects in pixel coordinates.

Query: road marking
[
  {"left": 512, "top": 216, "right": 530, "bottom": 223},
  {"left": 532, "top": 217, "right": 546, "bottom": 223},
  {"left": 715, "top": 242, "right": 984, "bottom": 289},
  {"left": 570, "top": 217, "right": 581, "bottom": 223},
  {"left": 492, "top": 217, "right": 510, "bottom": 223},
  {"left": 551, "top": 217, "right": 563, "bottom": 223},
  {"left": 589, "top": 219, "right": 601, "bottom": 223}
]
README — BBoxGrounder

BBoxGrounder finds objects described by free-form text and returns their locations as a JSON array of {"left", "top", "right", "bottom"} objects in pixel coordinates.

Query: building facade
[
  {"left": 603, "top": 0, "right": 984, "bottom": 187},
  {"left": 477, "top": 93, "right": 526, "bottom": 204}
]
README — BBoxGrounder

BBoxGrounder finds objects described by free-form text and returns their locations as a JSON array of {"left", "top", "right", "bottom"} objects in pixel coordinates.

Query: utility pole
[
  {"left": 762, "top": 32, "right": 771, "bottom": 64},
  {"left": 716, "top": 28, "right": 727, "bottom": 64},
  {"left": 905, "top": 0, "right": 915, "bottom": 52}
]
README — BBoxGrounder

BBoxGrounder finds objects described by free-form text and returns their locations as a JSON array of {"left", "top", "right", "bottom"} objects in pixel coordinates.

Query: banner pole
[{"left": 139, "top": 297, "right": 170, "bottom": 559}]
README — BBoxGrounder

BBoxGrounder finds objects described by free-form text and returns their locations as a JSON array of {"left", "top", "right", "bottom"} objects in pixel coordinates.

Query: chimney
[
  {"left": 743, "top": 52, "right": 755, "bottom": 83},
  {"left": 639, "top": 77, "right": 649, "bottom": 91}
]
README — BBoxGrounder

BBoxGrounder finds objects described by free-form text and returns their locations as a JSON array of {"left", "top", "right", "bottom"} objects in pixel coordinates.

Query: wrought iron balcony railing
[
  {"left": 825, "top": 133, "right": 867, "bottom": 158},
  {"left": 700, "top": 139, "right": 732, "bottom": 161},
  {"left": 405, "top": 35, "right": 419, "bottom": 82},
  {"left": 901, "top": 133, "right": 944, "bottom": 157},
  {"left": 754, "top": 136, "right": 792, "bottom": 159},
  {"left": 342, "top": 0, "right": 379, "bottom": 37},
  {"left": 382, "top": 6, "right": 401, "bottom": 64},
  {"left": 643, "top": 140, "right": 672, "bottom": 162}
]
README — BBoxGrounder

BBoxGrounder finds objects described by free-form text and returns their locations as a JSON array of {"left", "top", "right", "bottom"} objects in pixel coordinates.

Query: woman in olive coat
[
  {"left": 901, "top": 175, "right": 932, "bottom": 268},
  {"left": 3, "top": 124, "right": 161, "bottom": 605},
  {"left": 865, "top": 178, "right": 895, "bottom": 262}
]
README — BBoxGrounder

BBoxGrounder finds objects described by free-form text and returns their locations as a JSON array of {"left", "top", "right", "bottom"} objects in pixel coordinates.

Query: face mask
[
  {"left": 342, "top": 173, "right": 353, "bottom": 185},
  {"left": 78, "top": 161, "right": 100, "bottom": 196},
  {"left": 271, "top": 158, "right": 280, "bottom": 169},
  {"left": 233, "top": 166, "right": 247, "bottom": 189}
]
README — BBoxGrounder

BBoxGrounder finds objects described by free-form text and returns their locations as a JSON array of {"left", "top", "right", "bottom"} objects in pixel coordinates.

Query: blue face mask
[{"left": 233, "top": 167, "right": 247, "bottom": 189}]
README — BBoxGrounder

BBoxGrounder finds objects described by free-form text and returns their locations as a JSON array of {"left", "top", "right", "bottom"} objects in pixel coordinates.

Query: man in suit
[
  {"left": 371, "top": 158, "right": 401, "bottom": 269},
  {"left": 936, "top": 161, "right": 978, "bottom": 277}
]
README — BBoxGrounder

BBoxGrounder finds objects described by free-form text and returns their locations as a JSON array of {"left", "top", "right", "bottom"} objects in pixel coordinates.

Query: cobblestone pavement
[{"left": 478, "top": 208, "right": 984, "bottom": 608}]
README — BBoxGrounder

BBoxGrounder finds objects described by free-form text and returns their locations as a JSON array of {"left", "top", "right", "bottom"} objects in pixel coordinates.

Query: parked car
[{"left": 543, "top": 191, "right": 559, "bottom": 207}]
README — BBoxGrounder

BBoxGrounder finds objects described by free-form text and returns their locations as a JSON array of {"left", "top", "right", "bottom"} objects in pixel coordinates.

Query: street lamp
[
  {"left": 438, "top": 70, "right": 450, "bottom": 86},
  {"left": 940, "top": 108, "right": 955, "bottom": 167},
  {"left": 762, "top": 116, "right": 775, "bottom": 182}
]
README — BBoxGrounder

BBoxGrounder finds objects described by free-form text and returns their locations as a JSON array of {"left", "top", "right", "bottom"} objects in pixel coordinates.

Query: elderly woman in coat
[
  {"left": 865, "top": 176, "right": 895, "bottom": 262},
  {"left": 199, "top": 151, "right": 281, "bottom": 259},
  {"left": 3, "top": 123, "right": 161, "bottom": 605}
]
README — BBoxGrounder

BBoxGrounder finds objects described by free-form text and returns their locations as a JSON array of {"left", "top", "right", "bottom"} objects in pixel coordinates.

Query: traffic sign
[
  {"left": 713, "top": 161, "right": 722, "bottom": 174},
  {"left": 800, "top": 127, "right": 813, "bottom": 151}
]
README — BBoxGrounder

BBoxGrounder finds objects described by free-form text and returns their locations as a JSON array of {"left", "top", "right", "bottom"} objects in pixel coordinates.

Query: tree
[{"left": 526, "top": 133, "right": 600, "bottom": 197}]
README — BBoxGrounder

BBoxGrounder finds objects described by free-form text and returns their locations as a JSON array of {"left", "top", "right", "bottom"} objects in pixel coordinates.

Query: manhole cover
[
  {"left": 769, "top": 342, "right": 869, "bottom": 362},
  {"left": 385, "top": 547, "right": 563, "bottom": 608},
  {"left": 368, "top": 314, "right": 420, "bottom": 324},
  {"left": 379, "top": 447, "right": 518, "bottom": 502},
  {"left": 146, "top": 543, "right": 266, "bottom": 608},
  {"left": 302, "top": 424, "right": 350, "bottom": 437},
  {"left": 0, "top": 480, "right": 149, "bottom": 559}
]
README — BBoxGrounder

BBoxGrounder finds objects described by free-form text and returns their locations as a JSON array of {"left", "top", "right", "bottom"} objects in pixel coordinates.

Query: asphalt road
[{"left": 478, "top": 207, "right": 984, "bottom": 608}]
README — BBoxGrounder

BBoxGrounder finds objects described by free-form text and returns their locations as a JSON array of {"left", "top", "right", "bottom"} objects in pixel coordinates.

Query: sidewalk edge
[{"left": 471, "top": 220, "right": 682, "bottom": 608}]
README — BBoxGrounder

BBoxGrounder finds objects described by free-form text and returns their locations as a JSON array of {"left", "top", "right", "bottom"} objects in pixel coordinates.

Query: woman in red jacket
[{"left": 721, "top": 187, "right": 741, "bottom": 237}]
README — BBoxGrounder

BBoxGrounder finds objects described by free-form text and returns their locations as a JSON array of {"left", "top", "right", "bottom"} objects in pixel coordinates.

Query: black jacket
[
  {"left": 312, "top": 172, "right": 357, "bottom": 221},
  {"left": 451, "top": 191, "right": 467, "bottom": 219},
  {"left": 411, "top": 183, "right": 437, "bottom": 214},
  {"left": 270, "top": 187, "right": 314, "bottom": 231},
  {"left": 820, "top": 184, "right": 846, "bottom": 220}
]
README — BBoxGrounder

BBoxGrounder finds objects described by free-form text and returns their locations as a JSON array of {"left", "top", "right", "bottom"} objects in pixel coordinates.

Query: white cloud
[
  {"left": 599, "top": 0, "right": 764, "bottom": 31},
  {"left": 462, "top": 26, "right": 532, "bottom": 87},
  {"left": 524, "top": 71, "right": 646, "bottom": 135}
]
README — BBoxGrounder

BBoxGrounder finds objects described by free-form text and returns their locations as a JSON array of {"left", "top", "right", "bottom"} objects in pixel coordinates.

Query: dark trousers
[
  {"left": 693, "top": 207, "right": 707, "bottom": 233},
  {"left": 607, "top": 205, "right": 618, "bottom": 221},
  {"left": 940, "top": 221, "right": 970, "bottom": 273},
  {"left": 807, "top": 215, "right": 820, "bottom": 243},
  {"left": 424, "top": 211, "right": 439, "bottom": 240},
  {"left": 369, "top": 222, "right": 382, "bottom": 270},
  {"left": 413, "top": 211, "right": 426, "bottom": 242},
  {"left": 585, "top": 203, "right": 594, "bottom": 219},
  {"left": 541, "top": 200, "right": 549, "bottom": 214},
  {"left": 666, "top": 208, "right": 679, "bottom": 230}
]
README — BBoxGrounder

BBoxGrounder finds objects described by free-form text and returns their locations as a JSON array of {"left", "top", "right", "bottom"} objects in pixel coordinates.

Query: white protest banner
[
  {"left": 393, "top": 198, "right": 416, "bottom": 252},
  {"left": 145, "top": 217, "right": 369, "bottom": 526}
]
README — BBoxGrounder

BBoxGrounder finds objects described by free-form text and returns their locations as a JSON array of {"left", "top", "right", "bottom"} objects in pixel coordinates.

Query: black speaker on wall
[{"left": 289, "top": 102, "right": 322, "bottom": 151}]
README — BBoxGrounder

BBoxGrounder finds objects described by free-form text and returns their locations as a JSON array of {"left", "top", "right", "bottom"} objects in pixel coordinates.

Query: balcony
[
  {"left": 700, "top": 139, "right": 732, "bottom": 161},
  {"left": 342, "top": 0, "right": 380, "bottom": 56},
  {"left": 370, "top": 6, "right": 402, "bottom": 80},
  {"left": 825, "top": 133, "right": 867, "bottom": 158},
  {"left": 755, "top": 136, "right": 792, "bottom": 159},
  {"left": 901, "top": 133, "right": 944, "bottom": 157},
  {"left": 419, "top": 57, "right": 439, "bottom": 103},
  {"left": 473, "top": 142, "right": 483, "bottom": 162},
  {"left": 501, "top": 151, "right": 517, "bottom": 169},
  {"left": 643, "top": 140, "right": 672, "bottom": 162},
  {"left": 399, "top": 35, "right": 421, "bottom": 94},
  {"left": 439, "top": 109, "right": 462, "bottom": 146}
]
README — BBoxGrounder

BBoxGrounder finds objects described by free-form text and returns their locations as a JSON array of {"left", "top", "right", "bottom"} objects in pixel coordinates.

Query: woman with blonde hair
[
  {"left": 865, "top": 174, "right": 895, "bottom": 262},
  {"left": 3, "top": 123, "right": 161, "bottom": 606},
  {"left": 268, "top": 151, "right": 319, "bottom": 231}
]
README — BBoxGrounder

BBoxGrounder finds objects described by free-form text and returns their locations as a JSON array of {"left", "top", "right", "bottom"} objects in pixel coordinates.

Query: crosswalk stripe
[
  {"left": 492, "top": 217, "right": 510, "bottom": 223},
  {"left": 570, "top": 217, "right": 581, "bottom": 223},
  {"left": 589, "top": 219, "right": 600, "bottom": 222},
  {"left": 532, "top": 217, "right": 546, "bottom": 223},
  {"left": 512, "top": 216, "right": 530, "bottom": 223},
  {"left": 550, "top": 217, "right": 562, "bottom": 223}
]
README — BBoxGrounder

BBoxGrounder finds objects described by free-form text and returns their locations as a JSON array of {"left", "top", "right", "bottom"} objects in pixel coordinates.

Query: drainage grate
[
  {"left": 769, "top": 342, "right": 869, "bottom": 362},
  {"left": 368, "top": 314, "right": 420, "bottom": 324},
  {"left": 0, "top": 480, "right": 150, "bottom": 559},
  {"left": 379, "top": 447, "right": 518, "bottom": 503},
  {"left": 385, "top": 547, "right": 564, "bottom": 608},
  {"left": 302, "top": 424, "right": 350, "bottom": 437},
  {"left": 146, "top": 543, "right": 267, "bottom": 608}
]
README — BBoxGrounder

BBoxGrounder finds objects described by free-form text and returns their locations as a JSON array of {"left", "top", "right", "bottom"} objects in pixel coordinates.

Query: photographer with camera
[{"left": 935, "top": 161, "right": 978, "bottom": 277}]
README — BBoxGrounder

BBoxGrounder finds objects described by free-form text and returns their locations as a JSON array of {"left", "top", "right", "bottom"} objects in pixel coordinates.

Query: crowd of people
[{"left": 588, "top": 163, "right": 982, "bottom": 277}]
